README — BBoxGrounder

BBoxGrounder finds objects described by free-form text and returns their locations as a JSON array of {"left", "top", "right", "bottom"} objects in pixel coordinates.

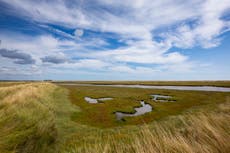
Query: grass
[
  {"left": 0, "top": 81, "right": 28, "bottom": 87},
  {"left": 0, "top": 82, "right": 229, "bottom": 153},
  {"left": 0, "top": 83, "right": 80, "bottom": 153},
  {"left": 54, "top": 80, "right": 230, "bottom": 87},
  {"left": 66, "top": 100, "right": 230, "bottom": 153}
]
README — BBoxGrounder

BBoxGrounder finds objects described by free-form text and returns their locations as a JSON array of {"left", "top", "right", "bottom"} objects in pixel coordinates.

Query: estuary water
[
  {"left": 115, "top": 101, "right": 152, "bottom": 120},
  {"left": 60, "top": 84, "right": 230, "bottom": 92}
]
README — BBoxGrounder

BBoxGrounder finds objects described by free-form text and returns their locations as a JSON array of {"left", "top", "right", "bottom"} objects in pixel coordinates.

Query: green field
[{"left": 0, "top": 82, "right": 229, "bottom": 153}]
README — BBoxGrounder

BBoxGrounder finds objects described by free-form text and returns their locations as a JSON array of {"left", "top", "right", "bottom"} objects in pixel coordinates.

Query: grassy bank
[
  {"left": 54, "top": 80, "right": 230, "bottom": 87},
  {"left": 0, "top": 83, "right": 80, "bottom": 153},
  {"left": 0, "top": 81, "right": 28, "bottom": 87}
]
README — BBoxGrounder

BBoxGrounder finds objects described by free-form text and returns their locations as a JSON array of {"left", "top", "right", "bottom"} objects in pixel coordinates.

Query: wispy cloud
[{"left": 0, "top": 0, "right": 230, "bottom": 79}]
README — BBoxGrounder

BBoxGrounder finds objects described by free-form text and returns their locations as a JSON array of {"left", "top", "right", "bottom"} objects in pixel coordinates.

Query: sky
[{"left": 0, "top": 0, "right": 230, "bottom": 80}]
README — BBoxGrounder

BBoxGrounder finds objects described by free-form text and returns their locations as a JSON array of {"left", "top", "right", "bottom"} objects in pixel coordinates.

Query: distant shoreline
[
  {"left": 53, "top": 80, "right": 230, "bottom": 88},
  {"left": 1, "top": 80, "right": 230, "bottom": 87}
]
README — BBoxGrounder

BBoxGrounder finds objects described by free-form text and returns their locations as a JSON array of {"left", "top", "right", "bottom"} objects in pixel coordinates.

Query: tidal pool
[
  {"left": 115, "top": 101, "right": 152, "bottom": 120},
  {"left": 151, "top": 94, "right": 174, "bottom": 102},
  {"left": 84, "top": 97, "right": 113, "bottom": 103}
]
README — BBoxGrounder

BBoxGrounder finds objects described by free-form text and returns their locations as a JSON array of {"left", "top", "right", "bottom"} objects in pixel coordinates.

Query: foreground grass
[
  {"left": 0, "top": 83, "right": 80, "bottom": 153},
  {"left": 0, "top": 83, "right": 229, "bottom": 153},
  {"left": 65, "top": 99, "right": 230, "bottom": 153}
]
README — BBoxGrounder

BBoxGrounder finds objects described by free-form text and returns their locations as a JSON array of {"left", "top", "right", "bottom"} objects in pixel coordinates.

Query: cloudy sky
[{"left": 0, "top": 0, "right": 230, "bottom": 80}]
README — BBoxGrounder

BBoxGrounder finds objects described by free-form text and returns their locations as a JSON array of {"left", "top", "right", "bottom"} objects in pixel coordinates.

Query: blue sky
[{"left": 0, "top": 0, "right": 230, "bottom": 80}]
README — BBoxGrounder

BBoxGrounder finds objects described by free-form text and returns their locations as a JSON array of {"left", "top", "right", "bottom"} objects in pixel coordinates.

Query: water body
[
  {"left": 60, "top": 84, "right": 230, "bottom": 92},
  {"left": 115, "top": 101, "right": 152, "bottom": 120},
  {"left": 151, "top": 94, "right": 175, "bottom": 102},
  {"left": 84, "top": 97, "right": 113, "bottom": 103},
  {"left": 152, "top": 94, "right": 171, "bottom": 101}
]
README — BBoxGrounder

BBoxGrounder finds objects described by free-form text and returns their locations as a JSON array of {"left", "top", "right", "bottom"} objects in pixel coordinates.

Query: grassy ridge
[
  {"left": 0, "top": 83, "right": 80, "bottom": 153},
  {"left": 54, "top": 80, "right": 230, "bottom": 87},
  {"left": 0, "top": 82, "right": 28, "bottom": 87}
]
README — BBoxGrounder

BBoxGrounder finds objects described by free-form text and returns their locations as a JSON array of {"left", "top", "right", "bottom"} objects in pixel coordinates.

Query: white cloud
[
  {"left": 3, "top": 0, "right": 230, "bottom": 47},
  {"left": 74, "top": 29, "right": 84, "bottom": 37},
  {"left": 0, "top": 0, "right": 201, "bottom": 38},
  {"left": 50, "top": 59, "right": 110, "bottom": 70},
  {"left": 109, "top": 65, "right": 159, "bottom": 74},
  {"left": 160, "top": 0, "right": 230, "bottom": 49},
  {"left": 0, "top": 65, "right": 42, "bottom": 76}
]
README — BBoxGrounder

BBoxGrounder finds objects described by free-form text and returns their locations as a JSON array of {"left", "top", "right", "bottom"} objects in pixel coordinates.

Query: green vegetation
[
  {"left": 0, "top": 82, "right": 229, "bottom": 153},
  {"left": 54, "top": 80, "right": 230, "bottom": 87}
]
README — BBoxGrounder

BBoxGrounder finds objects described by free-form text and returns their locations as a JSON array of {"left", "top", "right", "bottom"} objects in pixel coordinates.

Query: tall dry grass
[
  {"left": 0, "top": 83, "right": 79, "bottom": 153},
  {"left": 68, "top": 99, "right": 230, "bottom": 153},
  {"left": 0, "top": 83, "right": 57, "bottom": 153}
]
